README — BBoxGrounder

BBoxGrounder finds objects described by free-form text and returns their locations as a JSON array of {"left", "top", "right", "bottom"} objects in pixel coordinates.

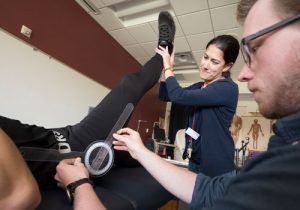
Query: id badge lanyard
[
  {"left": 187, "top": 115, "right": 194, "bottom": 159},
  {"left": 186, "top": 84, "right": 204, "bottom": 159},
  {"left": 186, "top": 111, "right": 200, "bottom": 159}
]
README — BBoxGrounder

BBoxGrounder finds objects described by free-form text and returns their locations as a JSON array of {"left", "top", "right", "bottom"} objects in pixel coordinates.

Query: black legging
[
  {"left": 0, "top": 54, "right": 163, "bottom": 188},
  {"left": 61, "top": 54, "right": 163, "bottom": 150}
]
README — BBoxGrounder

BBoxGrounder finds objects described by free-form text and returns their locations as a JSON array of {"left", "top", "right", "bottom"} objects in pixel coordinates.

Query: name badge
[{"left": 185, "top": 127, "right": 200, "bottom": 140}]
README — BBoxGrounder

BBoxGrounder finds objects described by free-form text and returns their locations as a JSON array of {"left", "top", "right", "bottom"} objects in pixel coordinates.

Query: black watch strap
[{"left": 66, "top": 178, "right": 93, "bottom": 203}]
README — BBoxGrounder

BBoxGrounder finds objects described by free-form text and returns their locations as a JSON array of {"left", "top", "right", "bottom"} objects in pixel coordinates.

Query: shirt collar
[{"left": 269, "top": 112, "right": 300, "bottom": 148}]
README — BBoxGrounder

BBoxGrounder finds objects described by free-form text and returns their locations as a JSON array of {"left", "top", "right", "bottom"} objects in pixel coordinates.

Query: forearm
[
  {"left": 136, "top": 148, "right": 196, "bottom": 203},
  {"left": 164, "top": 68, "right": 175, "bottom": 79},
  {"left": 74, "top": 184, "right": 106, "bottom": 210}
]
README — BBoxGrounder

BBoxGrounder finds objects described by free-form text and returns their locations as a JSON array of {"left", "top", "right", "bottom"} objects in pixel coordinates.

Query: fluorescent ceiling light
[
  {"left": 115, "top": 0, "right": 169, "bottom": 17},
  {"left": 109, "top": 0, "right": 172, "bottom": 27},
  {"left": 79, "top": 0, "right": 101, "bottom": 15}
]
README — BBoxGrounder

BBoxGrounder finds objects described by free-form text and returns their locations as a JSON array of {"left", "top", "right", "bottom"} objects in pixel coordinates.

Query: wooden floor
[
  {"left": 160, "top": 200, "right": 179, "bottom": 210},
  {"left": 159, "top": 200, "right": 190, "bottom": 210}
]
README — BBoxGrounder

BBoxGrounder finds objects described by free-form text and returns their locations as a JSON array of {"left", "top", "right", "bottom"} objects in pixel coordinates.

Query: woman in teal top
[{"left": 158, "top": 35, "right": 239, "bottom": 177}]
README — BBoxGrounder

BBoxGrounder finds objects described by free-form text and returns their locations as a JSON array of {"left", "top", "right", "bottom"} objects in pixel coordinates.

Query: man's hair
[
  {"left": 236, "top": 0, "right": 257, "bottom": 24},
  {"left": 237, "top": 0, "right": 300, "bottom": 24}
]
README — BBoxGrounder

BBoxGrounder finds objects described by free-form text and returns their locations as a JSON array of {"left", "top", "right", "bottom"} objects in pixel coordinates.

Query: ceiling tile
[
  {"left": 101, "top": 0, "right": 128, "bottom": 6},
  {"left": 215, "top": 27, "right": 243, "bottom": 40},
  {"left": 178, "top": 10, "right": 213, "bottom": 35},
  {"left": 174, "top": 36, "right": 191, "bottom": 53},
  {"left": 148, "top": 21, "right": 159, "bottom": 35},
  {"left": 183, "top": 73, "right": 200, "bottom": 83},
  {"left": 210, "top": 4, "right": 239, "bottom": 31},
  {"left": 174, "top": 74, "right": 186, "bottom": 82},
  {"left": 174, "top": 70, "right": 200, "bottom": 85},
  {"left": 170, "top": 0, "right": 208, "bottom": 15},
  {"left": 192, "top": 50, "right": 205, "bottom": 65},
  {"left": 109, "top": 28, "right": 137, "bottom": 46},
  {"left": 123, "top": 44, "right": 148, "bottom": 58},
  {"left": 186, "top": 32, "right": 214, "bottom": 51},
  {"left": 208, "top": 0, "right": 240, "bottom": 8},
  {"left": 135, "top": 56, "right": 152, "bottom": 65},
  {"left": 140, "top": 41, "right": 157, "bottom": 57},
  {"left": 127, "top": 23, "right": 157, "bottom": 43},
  {"left": 93, "top": 7, "right": 124, "bottom": 31}
]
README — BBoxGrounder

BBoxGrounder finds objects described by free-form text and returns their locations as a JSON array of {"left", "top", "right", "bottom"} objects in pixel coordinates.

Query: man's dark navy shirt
[{"left": 190, "top": 111, "right": 300, "bottom": 210}]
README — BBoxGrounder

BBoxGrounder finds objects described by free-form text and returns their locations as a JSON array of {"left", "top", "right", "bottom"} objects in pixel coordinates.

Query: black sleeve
[
  {"left": 190, "top": 173, "right": 232, "bottom": 210},
  {"left": 159, "top": 82, "right": 170, "bottom": 101}
]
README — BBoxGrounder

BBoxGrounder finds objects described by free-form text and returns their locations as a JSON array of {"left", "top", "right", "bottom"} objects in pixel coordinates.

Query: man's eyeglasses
[{"left": 241, "top": 14, "right": 300, "bottom": 67}]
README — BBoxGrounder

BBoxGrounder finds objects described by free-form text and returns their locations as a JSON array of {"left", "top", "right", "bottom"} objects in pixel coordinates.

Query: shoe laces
[{"left": 159, "top": 24, "right": 171, "bottom": 43}]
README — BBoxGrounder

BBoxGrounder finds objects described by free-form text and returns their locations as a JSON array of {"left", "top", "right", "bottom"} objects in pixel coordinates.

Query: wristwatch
[{"left": 66, "top": 178, "right": 93, "bottom": 203}]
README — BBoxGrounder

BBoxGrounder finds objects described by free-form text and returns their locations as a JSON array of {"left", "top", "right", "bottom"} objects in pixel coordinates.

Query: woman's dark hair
[{"left": 206, "top": 35, "right": 240, "bottom": 77}]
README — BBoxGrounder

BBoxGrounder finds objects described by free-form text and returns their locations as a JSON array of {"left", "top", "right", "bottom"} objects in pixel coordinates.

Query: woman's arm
[
  {"left": 155, "top": 46, "right": 238, "bottom": 107},
  {"left": 163, "top": 76, "right": 238, "bottom": 107},
  {"left": 0, "top": 129, "right": 41, "bottom": 210}
]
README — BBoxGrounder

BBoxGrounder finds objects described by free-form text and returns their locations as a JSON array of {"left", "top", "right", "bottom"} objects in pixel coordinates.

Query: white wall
[{"left": 0, "top": 29, "right": 110, "bottom": 128}]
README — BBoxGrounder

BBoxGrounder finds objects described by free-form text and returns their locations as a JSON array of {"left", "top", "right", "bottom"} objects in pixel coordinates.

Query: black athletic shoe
[{"left": 158, "top": 11, "right": 176, "bottom": 55}]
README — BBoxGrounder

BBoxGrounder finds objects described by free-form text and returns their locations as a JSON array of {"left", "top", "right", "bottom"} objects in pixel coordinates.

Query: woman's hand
[
  {"left": 113, "top": 128, "right": 147, "bottom": 160},
  {"left": 156, "top": 46, "right": 175, "bottom": 79},
  {"left": 155, "top": 46, "right": 175, "bottom": 69}
]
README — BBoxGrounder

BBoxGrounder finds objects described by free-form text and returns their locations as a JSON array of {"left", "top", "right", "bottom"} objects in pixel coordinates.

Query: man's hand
[{"left": 55, "top": 157, "right": 89, "bottom": 187}]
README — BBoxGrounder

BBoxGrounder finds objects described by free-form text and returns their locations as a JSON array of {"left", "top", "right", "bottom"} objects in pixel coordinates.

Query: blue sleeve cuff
[{"left": 190, "top": 173, "right": 231, "bottom": 210}]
